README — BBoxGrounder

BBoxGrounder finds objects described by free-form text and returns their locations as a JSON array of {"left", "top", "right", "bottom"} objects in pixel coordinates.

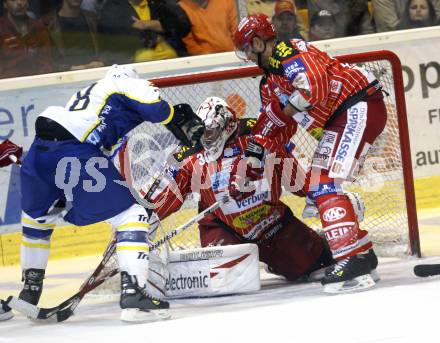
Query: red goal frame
[{"left": 149, "top": 50, "right": 420, "bottom": 257}]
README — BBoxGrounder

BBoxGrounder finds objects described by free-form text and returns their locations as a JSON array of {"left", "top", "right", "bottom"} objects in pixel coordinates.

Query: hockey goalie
[{"left": 144, "top": 97, "right": 336, "bottom": 297}]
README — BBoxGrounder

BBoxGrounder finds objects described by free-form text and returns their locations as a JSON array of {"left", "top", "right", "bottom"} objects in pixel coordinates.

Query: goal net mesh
[
  {"left": 123, "top": 63, "right": 413, "bottom": 258},
  {"left": 95, "top": 52, "right": 417, "bottom": 296}
]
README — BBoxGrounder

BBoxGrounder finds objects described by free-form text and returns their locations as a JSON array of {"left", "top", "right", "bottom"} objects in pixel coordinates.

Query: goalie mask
[{"left": 196, "top": 97, "right": 238, "bottom": 162}]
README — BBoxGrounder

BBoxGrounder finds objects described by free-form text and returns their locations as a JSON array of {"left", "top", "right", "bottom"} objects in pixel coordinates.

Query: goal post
[{"left": 120, "top": 50, "right": 420, "bottom": 258}]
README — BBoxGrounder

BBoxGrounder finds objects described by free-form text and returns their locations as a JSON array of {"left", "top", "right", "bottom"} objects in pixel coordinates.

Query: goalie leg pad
[
  {"left": 258, "top": 208, "right": 326, "bottom": 281},
  {"left": 147, "top": 244, "right": 260, "bottom": 298}
]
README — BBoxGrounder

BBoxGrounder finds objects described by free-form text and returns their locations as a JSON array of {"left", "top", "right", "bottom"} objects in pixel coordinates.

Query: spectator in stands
[
  {"left": 247, "top": 0, "right": 308, "bottom": 39},
  {"left": 98, "top": 0, "right": 190, "bottom": 65},
  {"left": 0, "top": 0, "right": 53, "bottom": 79},
  {"left": 307, "top": 0, "right": 375, "bottom": 37},
  {"left": 28, "top": 0, "right": 62, "bottom": 18},
  {"left": 247, "top": 0, "right": 276, "bottom": 17},
  {"left": 178, "top": 0, "right": 237, "bottom": 56},
  {"left": 271, "top": 0, "right": 305, "bottom": 41},
  {"left": 309, "top": 9, "right": 338, "bottom": 41},
  {"left": 372, "top": 0, "right": 440, "bottom": 32},
  {"left": 396, "top": 0, "right": 438, "bottom": 29},
  {"left": 42, "top": 0, "right": 104, "bottom": 72},
  {"left": 80, "top": 0, "right": 101, "bottom": 13}
]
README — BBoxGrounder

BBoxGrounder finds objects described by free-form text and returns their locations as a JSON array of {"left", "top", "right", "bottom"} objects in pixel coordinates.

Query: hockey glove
[
  {"left": 245, "top": 139, "right": 265, "bottom": 161},
  {"left": 228, "top": 157, "right": 263, "bottom": 202},
  {"left": 0, "top": 139, "right": 22, "bottom": 167},
  {"left": 165, "top": 103, "right": 204, "bottom": 147},
  {"left": 244, "top": 139, "right": 265, "bottom": 180}
]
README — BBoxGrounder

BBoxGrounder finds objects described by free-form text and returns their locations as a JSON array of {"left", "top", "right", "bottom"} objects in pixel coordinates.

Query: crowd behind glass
[{"left": 1, "top": 0, "right": 439, "bottom": 79}]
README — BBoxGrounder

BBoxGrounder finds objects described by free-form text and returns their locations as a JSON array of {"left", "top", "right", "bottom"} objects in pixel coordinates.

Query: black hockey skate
[
  {"left": 120, "top": 271, "right": 170, "bottom": 322},
  {"left": 0, "top": 299, "right": 13, "bottom": 321},
  {"left": 19, "top": 268, "right": 45, "bottom": 305},
  {"left": 321, "top": 253, "right": 376, "bottom": 294},
  {"left": 306, "top": 238, "right": 336, "bottom": 282},
  {"left": 366, "top": 249, "right": 380, "bottom": 282}
]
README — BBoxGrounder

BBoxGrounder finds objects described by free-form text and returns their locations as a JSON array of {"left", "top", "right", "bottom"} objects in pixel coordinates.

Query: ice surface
[{"left": 1, "top": 256, "right": 440, "bottom": 343}]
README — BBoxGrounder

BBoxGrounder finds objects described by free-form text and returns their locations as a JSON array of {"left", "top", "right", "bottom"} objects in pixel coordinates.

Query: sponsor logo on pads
[{"left": 323, "top": 207, "right": 347, "bottom": 222}]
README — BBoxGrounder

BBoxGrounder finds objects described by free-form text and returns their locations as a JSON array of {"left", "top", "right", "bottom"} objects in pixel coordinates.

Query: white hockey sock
[
  {"left": 109, "top": 204, "right": 152, "bottom": 287},
  {"left": 21, "top": 213, "right": 56, "bottom": 270},
  {"left": 117, "top": 249, "right": 149, "bottom": 287},
  {"left": 21, "top": 236, "right": 51, "bottom": 270}
]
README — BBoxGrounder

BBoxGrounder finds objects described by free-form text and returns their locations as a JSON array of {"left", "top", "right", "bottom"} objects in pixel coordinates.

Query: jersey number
[{"left": 68, "top": 83, "right": 97, "bottom": 111}]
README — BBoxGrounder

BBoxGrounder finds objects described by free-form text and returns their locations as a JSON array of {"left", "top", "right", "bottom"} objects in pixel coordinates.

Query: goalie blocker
[{"left": 148, "top": 244, "right": 260, "bottom": 298}]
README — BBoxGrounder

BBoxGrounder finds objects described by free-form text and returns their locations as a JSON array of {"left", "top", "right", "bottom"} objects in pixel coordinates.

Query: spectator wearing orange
[
  {"left": 0, "top": 0, "right": 53, "bottom": 79},
  {"left": 272, "top": 0, "right": 304, "bottom": 41},
  {"left": 43, "top": 0, "right": 104, "bottom": 72},
  {"left": 178, "top": 0, "right": 237, "bottom": 56}
]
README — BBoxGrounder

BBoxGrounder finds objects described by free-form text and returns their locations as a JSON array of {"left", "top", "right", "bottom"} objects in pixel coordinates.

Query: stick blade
[{"left": 414, "top": 264, "right": 440, "bottom": 277}]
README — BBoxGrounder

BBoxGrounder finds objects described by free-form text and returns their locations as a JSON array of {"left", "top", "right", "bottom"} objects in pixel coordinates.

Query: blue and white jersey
[{"left": 39, "top": 77, "right": 173, "bottom": 149}]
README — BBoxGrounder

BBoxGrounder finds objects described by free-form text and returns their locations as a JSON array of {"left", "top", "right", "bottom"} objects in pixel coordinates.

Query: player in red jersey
[
  {"left": 145, "top": 97, "right": 333, "bottom": 282},
  {"left": 233, "top": 14, "right": 384, "bottom": 293}
]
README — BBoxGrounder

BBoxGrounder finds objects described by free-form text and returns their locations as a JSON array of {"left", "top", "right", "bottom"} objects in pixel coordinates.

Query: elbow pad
[{"left": 288, "top": 91, "right": 312, "bottom": 112}]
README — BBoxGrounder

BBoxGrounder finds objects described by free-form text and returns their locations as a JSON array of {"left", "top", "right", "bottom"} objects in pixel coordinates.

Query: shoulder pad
[
  {"left": 118, "top": 78, "right": 161, "bottom": 102},
  {"left": 236, "top": 118, "right": 256, "bottom": 136},
  {"left": 268, "top": 40, "right": 300, "bottom": 74},
  {"left": 173, "top": 143, "right": 203, "bottom": 162}
]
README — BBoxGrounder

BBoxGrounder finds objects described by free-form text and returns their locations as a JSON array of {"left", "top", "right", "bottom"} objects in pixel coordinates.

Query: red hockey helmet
[{"left": 234, "top": 14, "right": 276, "bottom": 60}]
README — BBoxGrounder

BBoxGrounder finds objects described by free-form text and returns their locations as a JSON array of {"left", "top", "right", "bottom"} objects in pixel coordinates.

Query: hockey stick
[
  {"left": 6, "top": 200, "right": 224, "bottom": 323},
  {"left": 149, "top": 200, "right": 222, "bottom": 250},
  {"left": 414, "top": 264, "right": 440, "bottom": 277},
  {"left": 6, "top": 238, "right": 117, "bottom": 323}
]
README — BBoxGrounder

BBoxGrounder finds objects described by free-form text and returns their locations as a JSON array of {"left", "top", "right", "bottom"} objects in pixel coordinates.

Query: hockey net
[{"left": 116, "top": 50, "right": 419, "bottom": 260}]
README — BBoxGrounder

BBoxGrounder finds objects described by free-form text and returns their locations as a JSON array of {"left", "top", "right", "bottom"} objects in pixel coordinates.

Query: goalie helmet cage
[{"left": 120, "top": 50, "right": 420, "bottom": 258}]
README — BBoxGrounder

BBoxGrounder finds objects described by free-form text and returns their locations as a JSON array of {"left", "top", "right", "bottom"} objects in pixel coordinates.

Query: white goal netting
[
  {"left": 115, "top": 51, "right": 418, "bottom": 259},
  {"left": 93, "top": 51, "right": 419, "bottom": 297}
]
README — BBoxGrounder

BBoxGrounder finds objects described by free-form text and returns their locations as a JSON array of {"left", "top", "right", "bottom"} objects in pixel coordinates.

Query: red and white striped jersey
[
  {"left": 149, "top": 130, "right": 305, "bottom": 241},
  {"left": 262, "top": 39, "right": 377, "bottom": 139}
]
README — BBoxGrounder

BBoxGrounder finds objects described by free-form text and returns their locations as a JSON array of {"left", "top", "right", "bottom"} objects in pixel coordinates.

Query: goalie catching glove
[{"left": 165, "top": 103, "right": 204, "bottom": 147}]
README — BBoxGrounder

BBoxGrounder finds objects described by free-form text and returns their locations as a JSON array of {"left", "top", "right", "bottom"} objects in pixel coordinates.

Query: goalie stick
[
  {"left": 5, "top": 200, "right": 224, "bottom": 323},
  {"left": 413, "top": 264, "right": 440, "bottom": 277}
]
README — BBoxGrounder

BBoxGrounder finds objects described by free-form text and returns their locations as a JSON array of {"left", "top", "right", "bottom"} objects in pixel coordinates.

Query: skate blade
[
  {"left": 323, "top": 274, "right": 376, "bottom": 294},
  {"left": 120, "top": 308, "right": 171, "bottom": 323},
  {"left": 0, "top": 311, "right": 14, "bottom": 321}
]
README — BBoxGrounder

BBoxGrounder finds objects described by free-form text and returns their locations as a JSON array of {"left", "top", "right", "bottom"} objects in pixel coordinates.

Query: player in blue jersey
[{"left": 0, "top": 65, "right": 203, "bottom": 322}]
